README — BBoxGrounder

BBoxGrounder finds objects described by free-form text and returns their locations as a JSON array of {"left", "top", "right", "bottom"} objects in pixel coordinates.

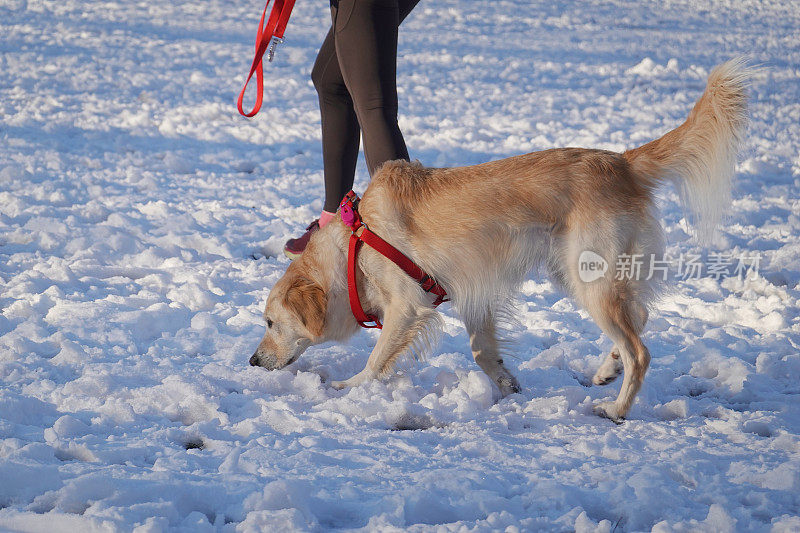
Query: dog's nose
[{"left": 249, "top": 353, "right": 260, "bottom": 366}]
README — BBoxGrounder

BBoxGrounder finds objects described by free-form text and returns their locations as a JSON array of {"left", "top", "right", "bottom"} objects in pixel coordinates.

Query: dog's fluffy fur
[{"left": 251, "top": 60, "right": 750, "bottom": 421}]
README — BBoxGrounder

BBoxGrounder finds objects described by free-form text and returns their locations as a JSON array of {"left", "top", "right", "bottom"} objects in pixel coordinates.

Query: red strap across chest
[
  {"left": 347, "top": 235, "right": 381, "bottom": 328},
  {"left": 237, "top": 0, "right": 296, "bottom": 118},
  {"left": 340, "top": 191, "right": 449, "bottom": 329}
]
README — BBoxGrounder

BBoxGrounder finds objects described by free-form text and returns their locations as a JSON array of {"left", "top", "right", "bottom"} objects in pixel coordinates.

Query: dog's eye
[{"left": 267, "top": 318, "right": 273, "bottom": 328}]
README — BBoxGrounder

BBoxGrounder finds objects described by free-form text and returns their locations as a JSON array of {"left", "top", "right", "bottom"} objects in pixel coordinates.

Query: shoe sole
[{"left": 283, "top": 249, "right": 302, "bottom": 260}]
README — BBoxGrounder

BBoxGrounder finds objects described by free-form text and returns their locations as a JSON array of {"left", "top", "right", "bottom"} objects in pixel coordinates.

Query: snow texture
[{"left": 1, "top": 0, "right": 799, "bottom": 531}]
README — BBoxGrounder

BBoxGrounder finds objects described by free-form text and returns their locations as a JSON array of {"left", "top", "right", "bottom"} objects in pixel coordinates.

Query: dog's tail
[{"left": 623, "top": 58, "right": 751, "bottom": 242}]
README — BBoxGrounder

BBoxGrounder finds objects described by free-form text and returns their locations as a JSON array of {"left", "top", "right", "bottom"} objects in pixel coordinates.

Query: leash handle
[{"left": 237, "top": 0, "right": 296, "bottom": 118}]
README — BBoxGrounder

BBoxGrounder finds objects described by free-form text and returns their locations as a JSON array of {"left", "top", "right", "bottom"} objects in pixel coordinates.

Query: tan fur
[
  {"left": 284, "top": 277, "right": 327, "bottom": 338},
  {"left": 251, "top": 60, "right": 751, "bottom": 421}
]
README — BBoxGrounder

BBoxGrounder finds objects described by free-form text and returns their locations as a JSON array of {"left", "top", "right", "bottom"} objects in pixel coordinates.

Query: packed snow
[{"left": 1, "top": 0, "right": 799, "bottom": 531}]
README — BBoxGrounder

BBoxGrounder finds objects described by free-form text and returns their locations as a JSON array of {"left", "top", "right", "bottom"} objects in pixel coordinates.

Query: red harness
[
  {"left": 237, "top": 0, "right": 296, "bottom": 117},
  {"left": 339, "top": 191, "right": 449, "bottom": 329}
]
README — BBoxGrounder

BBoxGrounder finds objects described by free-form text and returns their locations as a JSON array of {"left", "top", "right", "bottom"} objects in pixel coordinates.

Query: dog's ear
[{"left": 284, "top": 276, "right": 327, "bottom": 338}]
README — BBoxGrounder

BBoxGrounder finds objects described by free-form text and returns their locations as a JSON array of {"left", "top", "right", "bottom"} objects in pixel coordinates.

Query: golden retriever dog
[{"left": 250, "top": 60, "right": 750, "bottom": 421}]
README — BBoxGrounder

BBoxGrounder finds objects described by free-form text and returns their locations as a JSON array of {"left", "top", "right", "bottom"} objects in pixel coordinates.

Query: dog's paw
[
  {"left": 592, "top": 352, "right": 624, "bottom": 386},
  {"left": 593, "top": 401, "right": 625, "bottom": 424},
  {"left": 592, "top": 372, "right": 621, "bottom": 387},
  {"left": 497, "top": 375, "right": 521, "bottom": 397},
  {"left": 331, "top": 369, "right": 376, "bottom": 390}
]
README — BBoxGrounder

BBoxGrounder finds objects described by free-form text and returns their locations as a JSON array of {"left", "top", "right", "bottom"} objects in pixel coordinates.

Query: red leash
[
  {"left": 339, "top": 191, "right": 449, "bottom": 329},
  {"left": 237, "top": 0, "right": 296, "bottom": 117}
]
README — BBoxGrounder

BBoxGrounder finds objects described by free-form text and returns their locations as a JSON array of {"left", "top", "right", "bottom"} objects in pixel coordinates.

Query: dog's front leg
[
  {"left": 331, "top": 304, "right": 431, "bottom": 390},
  {"left": 467, "top": 314, "right": 521, "bottom": 397}
]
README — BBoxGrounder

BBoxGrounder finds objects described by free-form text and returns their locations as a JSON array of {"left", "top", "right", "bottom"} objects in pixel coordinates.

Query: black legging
[{"left": 312, "top": 0, "right": 420, "bottom": 213}]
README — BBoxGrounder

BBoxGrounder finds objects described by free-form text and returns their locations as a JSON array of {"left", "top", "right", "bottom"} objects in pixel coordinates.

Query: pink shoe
[{"left": 283, "top": 219, "right": 320, "bottom": 260}]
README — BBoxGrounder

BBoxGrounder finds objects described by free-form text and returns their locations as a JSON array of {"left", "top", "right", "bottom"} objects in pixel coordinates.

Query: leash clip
[
  {"left": 340, "top": 191, "right": 362, "bottom": 232},
  {"left": 268, "top": 37, "right": 284, "bottom": 62}
]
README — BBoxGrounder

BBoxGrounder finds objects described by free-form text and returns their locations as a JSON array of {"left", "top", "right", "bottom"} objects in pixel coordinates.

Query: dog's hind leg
[
  {"left": 593, "top": 304, "right": 647, "bottom": 386},
  {"left": 592, "top": 347, "right": 623, "bottom": 386},
  {"left": 587, "top": 292, "right": 650, "bottom": 422},
  {"left": 466, "top": 313, "right": 521, "bottom": 397},
  {"left": 331, "top": 302, "right": 439, "bottom": 390}
]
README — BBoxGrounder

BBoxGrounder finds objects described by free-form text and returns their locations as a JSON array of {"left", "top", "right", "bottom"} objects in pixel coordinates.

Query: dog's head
[{"left": 250, "top": 265, "right": 327, "bottom": 370}]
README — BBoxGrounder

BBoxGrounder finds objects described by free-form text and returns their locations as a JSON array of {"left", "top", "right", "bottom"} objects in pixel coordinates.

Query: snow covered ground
[{"left": 1, "top": 0, "right": 799, "bottom": 530}]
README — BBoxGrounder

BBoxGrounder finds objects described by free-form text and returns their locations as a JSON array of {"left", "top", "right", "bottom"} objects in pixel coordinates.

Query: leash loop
[{"left": 237, "top": 0, "right": 296, "bottom": 118}]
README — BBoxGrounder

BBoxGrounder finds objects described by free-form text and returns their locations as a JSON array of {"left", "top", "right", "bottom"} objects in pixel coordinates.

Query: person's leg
[
  {"left": 285, "top": 0, "right": 419, "bottom": 259},
  {"left": 334, "top": 0, "right": 419, "bottom": 175},
  {"left": 311, "top": 26, "right": 362, "bottom": 213},
  {"left": 398, "top": 0, "right": 420, "bottom": 22},
  {"left": 285, "top": 28, "right": 355, "bottom": 258}
]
